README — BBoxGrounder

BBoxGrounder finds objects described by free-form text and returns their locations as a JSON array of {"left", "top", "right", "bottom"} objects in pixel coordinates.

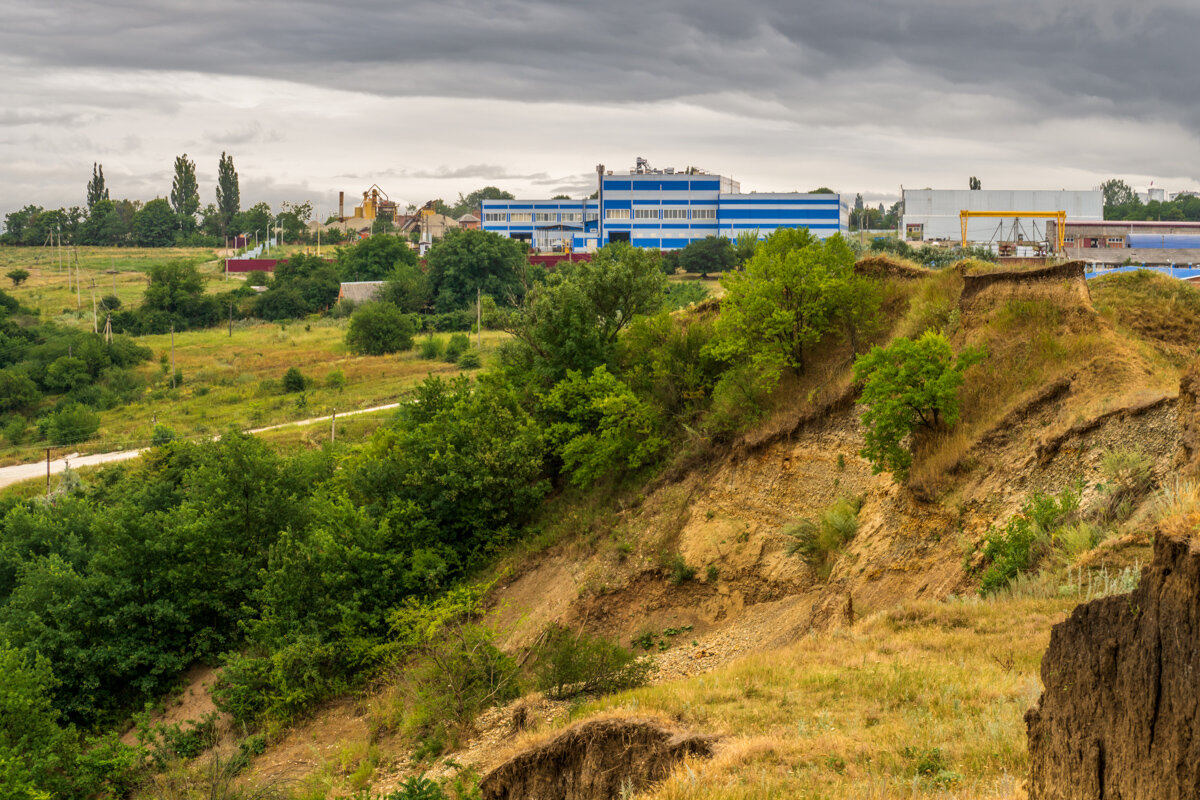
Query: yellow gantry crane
[{"left": 959, "top": 210, "right": 1067, "bottom": 252}]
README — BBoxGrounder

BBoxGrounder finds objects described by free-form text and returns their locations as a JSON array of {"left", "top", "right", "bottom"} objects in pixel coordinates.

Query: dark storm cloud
[{"left": 4, "top": 0, "right": 1199, "bottom": 126}]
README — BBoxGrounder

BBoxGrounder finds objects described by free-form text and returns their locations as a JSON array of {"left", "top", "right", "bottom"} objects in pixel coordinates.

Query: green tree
[
  {"left": 80, "top": 199, "right": 127, "bottom": 246},
  {"left": 234, "top": 201, "right": 272, "bottom": 242},
  {"left": 345, "top": 302, "right": 417, "bottom": 355},
  {"left": 706, "top": 228, "right": 856, "bottom": 380},
  {"left": 216, "top": 152, "right": 240, "bottom": 235},
  {"left": 344, "top": 374, "right": 547, "bottom": 562},
  {"left": 170, "top": 153, "right": 200, "bottom": 232},
  {"left": 678, "top": 235, "right": 736, "bottom": 275},
  {"left": 337, "top": 234, "right": 418, "bottom": 282},
  {"left": 86, "top": 162, "right": 109, "bottom": 210},
  {"left": 541, "top": 365, "right": 667, "bottom": 486},
  {"left": 40, "top": 402, "right": 100, "bottom": 444},
  {"left": 0, "top": 644, "right": 74, "bottom": 799},
  {"left": 505, "top": 243, "right": 666, "bottom": 381},
  {"left": 438, "top": 186, "right": 515, "bottom": 219},
  {"left": 132, "top": 198, "right": 176, "bottom": 247},
  {"left": 852, "top": 331, "right": 984, "bottom": 479},
  {"left": 1101, "top": 178, "right": 1136, "bottom": 211},
  {"left": 0, "top": 369, "right": 40, "bottom": 412},
  {"left": 380, "top": 260, "right": 432, "bottom": 313},
  {"left": 426, "top": 228, "right": 530, "bottom": 311},
  {"left": 6, "top": 269, "right": 29, "bottom": 287}
]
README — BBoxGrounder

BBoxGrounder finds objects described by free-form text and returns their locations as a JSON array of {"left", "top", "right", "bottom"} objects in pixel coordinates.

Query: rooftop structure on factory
[{"left": 481, "top": 158, "right": 849, "bottom": 252}]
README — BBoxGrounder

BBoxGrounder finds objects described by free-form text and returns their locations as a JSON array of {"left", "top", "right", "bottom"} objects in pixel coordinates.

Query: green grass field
[{"left": 0, "top": 245, "right": 225, "bottom": 322}]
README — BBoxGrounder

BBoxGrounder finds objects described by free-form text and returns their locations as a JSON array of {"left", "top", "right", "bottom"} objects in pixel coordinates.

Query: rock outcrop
[
  {"left": 1025, "top": 532, "right": 1200, "bottom": 799},
  {"left": 480, "top": 717, "right": 714, "bottom": 800}
]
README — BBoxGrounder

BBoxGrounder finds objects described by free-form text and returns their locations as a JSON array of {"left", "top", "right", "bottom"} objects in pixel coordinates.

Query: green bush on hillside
[
  {"left": 532, "top": 624, "right": 652, "bottom": 700},
  {"left": 853, "top": 331, "right": 983, "bottom": 479},
  {"left": 345, "top": 302, "right": 417, "bottom": 355}
]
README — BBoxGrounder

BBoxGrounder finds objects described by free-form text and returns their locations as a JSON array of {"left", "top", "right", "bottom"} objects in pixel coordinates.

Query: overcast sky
[{"left": 3, "top": 0, "right": 1199, "bottom": 224}]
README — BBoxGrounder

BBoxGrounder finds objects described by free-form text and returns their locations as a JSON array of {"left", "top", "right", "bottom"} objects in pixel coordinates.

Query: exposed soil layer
[
  {"left": 960, "top": 260, "right": 1088, "bottom": 303},
  {"left": 1025, "top": 531, "right": 1200, "bottom": 799},
  {"left": 479, "top": 717, "right": 715, "bottom": 800}
]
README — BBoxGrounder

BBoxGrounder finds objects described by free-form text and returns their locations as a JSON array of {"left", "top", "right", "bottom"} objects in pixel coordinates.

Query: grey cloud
[
  {"left": 5, "top": 0, "right": 1199, "bottom": 129},
  {"left": 205, "top": 122, "right": 282, "bottom": 147}
]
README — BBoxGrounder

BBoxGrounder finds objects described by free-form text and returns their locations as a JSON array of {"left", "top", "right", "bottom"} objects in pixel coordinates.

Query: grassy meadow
[{"left": 0, "top": 245, "right": 509, "bottom": 466}]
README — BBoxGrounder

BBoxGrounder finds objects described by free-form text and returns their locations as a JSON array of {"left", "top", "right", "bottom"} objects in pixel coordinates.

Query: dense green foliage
[
  {"left": 337, "top": 234, "right": 419, "bottom": 282},
  {"left": 170, "top": 154, "right": 200, "bottom": 233},
  {"left": 131, "top": 198, "right": 176, "bottom": 247},
  {"left": 503, "top": 243, "right": 666, "bottom": 382},
  {"left": 346, "top": 302, "right": 418, "bottom": 355},
  {"left": 532, "top": 624, "right": 651, "bottom": 699},
  {"left": 114, "top": 261, "right": 225, "bottom": 333},
  {"left": 541, "top": 366, "right": 666, "bottom": 486},
  {"left": 853, "top": 331, "right": 983, "bottom": 479},
  {"left": 677, "top": 235, "right": 737, "bottom": 274},
  {"left": 707, "top": 229, "right": 874, "bottom": 380},
  {"left": 216, "top": 152, "right": 240, "bottom": 235},
  {"left": 426, "top": 228, "right": 530, "bottom": 312},
  {"left": 974, "top": 489, "right": 1079, "bottom": 594}
]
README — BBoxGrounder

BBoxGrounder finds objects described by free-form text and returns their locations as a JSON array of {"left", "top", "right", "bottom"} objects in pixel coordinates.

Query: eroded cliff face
[{"left": 1025, "top": 531, "right": 1200, "bottom": 799}]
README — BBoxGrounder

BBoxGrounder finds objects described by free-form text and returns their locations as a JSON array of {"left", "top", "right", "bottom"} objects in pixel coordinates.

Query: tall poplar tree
[
  {"left": 170, "top": 154, "right": 200, "bottom": 232},
  {"left": 216, "top": 152, "right": 240, "bottom": 235},
  {"left": 86, "top": 163, "right": 109, "bottom": 210}
]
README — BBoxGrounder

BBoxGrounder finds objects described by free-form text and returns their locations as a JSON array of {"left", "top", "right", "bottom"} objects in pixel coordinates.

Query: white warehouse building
[{"left": 902, "top": 189, "right": 1104, "bottom": 245}]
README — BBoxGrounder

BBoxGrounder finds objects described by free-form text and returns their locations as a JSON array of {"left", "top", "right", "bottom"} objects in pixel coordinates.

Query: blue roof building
[{"left": 481, "top": 159, "right": 848, "bottom": 252}]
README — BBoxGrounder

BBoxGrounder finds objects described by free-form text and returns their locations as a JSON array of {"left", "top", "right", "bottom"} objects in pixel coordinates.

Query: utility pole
[
  {"left": 103, "top": 314, "right": 112, "bottom": 344},
  {"left": 90, "top": 278, "right": 98, "bottom": 334},
  {"left": 74, "top": 250, "right": 81, "bottom": 308},
  {"left": 46, "top": 448, "right": 50, "bottom": 494},
  {"left": 170, "top": 324, "right": 176, "bottom": 389},
  {"left": 229, "top": 300, "right": 233, "bottom": 337},
  {"left": 476, "top": 286, "right": 482, "bottom": 349}
]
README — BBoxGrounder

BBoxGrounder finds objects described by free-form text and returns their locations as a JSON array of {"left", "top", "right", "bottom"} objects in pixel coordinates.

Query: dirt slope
[{"left": 237, "top": 262, "right": 1190, "bottom": 794}]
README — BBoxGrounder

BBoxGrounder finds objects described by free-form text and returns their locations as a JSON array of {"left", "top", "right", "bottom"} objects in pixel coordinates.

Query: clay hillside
[{"left": 133, "top": 262, "right": 1200, "bottom": 799}]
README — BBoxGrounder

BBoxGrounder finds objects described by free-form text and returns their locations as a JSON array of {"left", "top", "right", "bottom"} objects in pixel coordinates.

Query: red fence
[
  {"left": 226, "top": 259, "right": 278, "bottom": 272},
  {"left": 529, "top": 253, "right": 593, "bottom": 268}
]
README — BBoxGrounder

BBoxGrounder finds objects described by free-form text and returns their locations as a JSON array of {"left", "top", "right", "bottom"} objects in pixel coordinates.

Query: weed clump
[
  {"left": 784, "top": 496, "right": 864, "bottom": 579},
  {"left": 532, "top": 624, "right": 652, "bottom": 700}
]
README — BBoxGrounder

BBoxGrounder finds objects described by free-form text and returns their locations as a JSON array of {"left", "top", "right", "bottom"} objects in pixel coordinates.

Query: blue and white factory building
[{"left": 481, "top": 159, "right": 849, "bottom": 251}]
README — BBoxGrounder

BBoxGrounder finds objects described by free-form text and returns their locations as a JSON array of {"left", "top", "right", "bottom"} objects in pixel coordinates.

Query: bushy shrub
[
  {"left": 975, "top": 489, "right": 1079, "bottom": 594},
  {"left": 532, "top": 624, "right": 652, "bottom": 699},
  {"left": 541, "top": 366, "right": 667, "bottom": 487},
  {"left": 282, "top": 366, "right": 307, "bottom": 393},
  {"left": 784, "top": 496, "right": 864, "bottom": 579},
  {"left": 443, "top": 332, "right": 470, "bottom": 362},
  {"left": 418, "top": 336, "right": 444, "bottom": 360},
  {"left": 326, "top": 369, "right": 346, "bottom": 389},
  {"left": 456, "top": 349, "right": 482, "bottom": 369},
  {"left": 664, "top": 553, "right": 696, "bottom": 586},
  {"left": 151, "top": 424, "right": 176, "bottom": 446},
  {"left": 346, "top": 302, "right": 417, "bottom": 355},
  {"left": 39, "top": 402, "right": 100, "bottom": 445}
]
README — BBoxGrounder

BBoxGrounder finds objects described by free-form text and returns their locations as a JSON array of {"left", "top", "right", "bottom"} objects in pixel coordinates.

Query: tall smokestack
[{"left": 338, "top": 191, "right": 345, "bottom": 221}]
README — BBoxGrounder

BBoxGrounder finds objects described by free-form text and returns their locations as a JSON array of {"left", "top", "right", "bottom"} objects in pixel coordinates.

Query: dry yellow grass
[{"left": 543, "top": 594, "right": 1076, "bottom": 799}]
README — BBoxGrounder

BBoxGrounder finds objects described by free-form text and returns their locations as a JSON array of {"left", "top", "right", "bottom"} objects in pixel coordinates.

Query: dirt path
[{"left": 0, "top": 402, "right": 401, "bottom": 490}]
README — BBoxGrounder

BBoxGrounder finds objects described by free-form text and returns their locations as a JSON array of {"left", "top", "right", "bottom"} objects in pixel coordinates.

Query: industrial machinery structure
[
  {"left": 958, "top": 210, "right": 1067, "bottom": 254},
  {"left": 351, "top": 184, "right": 398, "bottom": 221}
]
